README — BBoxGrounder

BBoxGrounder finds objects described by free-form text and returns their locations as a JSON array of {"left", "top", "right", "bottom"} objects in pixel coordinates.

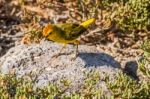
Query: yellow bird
[{"left": 43, "top": 18, "right": 95, "bottom": 58}]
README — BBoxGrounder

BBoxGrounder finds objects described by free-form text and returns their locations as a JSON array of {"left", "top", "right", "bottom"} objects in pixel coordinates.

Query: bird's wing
[
  {"left": 66, "top": 18, "right": 95, "bottom": 40},
  {"left": 56, "top": 23, "right": 81, "bottom": 39},
  {"left": 66, "top": 25, "right": 86, "bottom": 40},
  {"left": 56, "top": 23, "right": 78, "bottom": 32},
  {"left": 55, "top": 20, "right": 94, "bottom": 40}
]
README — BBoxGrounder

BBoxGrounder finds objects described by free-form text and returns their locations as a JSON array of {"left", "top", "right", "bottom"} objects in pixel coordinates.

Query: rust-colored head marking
[{"left": 43, "top": 24, "right": 53, "bottom": 36}]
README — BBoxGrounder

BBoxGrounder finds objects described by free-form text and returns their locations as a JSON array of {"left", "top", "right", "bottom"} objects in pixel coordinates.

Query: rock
[{"left": 0, "top": 41, "right": 121, "bottom": 94}]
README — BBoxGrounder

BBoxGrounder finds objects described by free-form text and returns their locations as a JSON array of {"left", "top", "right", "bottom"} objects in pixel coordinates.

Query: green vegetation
[
  {"left": 0, "top": 71, "right": 103, "bottom": 98},
  {"left": 102, "top": 0, "right": 150, "bottom": 32},
  {"left": 106, "top": 0, "right": 150, "bottom": 31},
  {"left": 106, "top": 73, "right": 149, "bottom": 99},
  {"left": 140, "top": 40, "right": 150, "bottom": 78}
]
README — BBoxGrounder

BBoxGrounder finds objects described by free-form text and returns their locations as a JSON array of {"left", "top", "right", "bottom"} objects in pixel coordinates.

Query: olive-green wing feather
[
  {"left": 65, "top": 25, "right": 86, "bottom": 40},
  {"left": 56, "top": 23, "right": 84, "bottom": 40},
  {"left": 56, "top": 23, "right": 78, "bottom": 32}
]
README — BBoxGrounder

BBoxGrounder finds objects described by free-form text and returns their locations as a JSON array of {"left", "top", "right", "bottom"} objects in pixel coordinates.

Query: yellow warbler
[{"left": 43, "top": 18, "right": 95, "bottom": 58}]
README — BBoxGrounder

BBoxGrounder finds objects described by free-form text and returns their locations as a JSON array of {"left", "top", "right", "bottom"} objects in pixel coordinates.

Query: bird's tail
[{"left": 80, "top": 18, "right": 95, "bottom": 28}]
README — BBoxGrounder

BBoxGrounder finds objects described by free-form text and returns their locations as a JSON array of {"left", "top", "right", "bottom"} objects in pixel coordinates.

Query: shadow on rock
[{"left": 78, "top": 52, "right": 121, "bottom": 68}]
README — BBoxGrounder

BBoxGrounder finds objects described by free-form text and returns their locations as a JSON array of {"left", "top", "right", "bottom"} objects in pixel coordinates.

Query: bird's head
[{"left": 43, "top": 24, "right": 53, "bottom": 37}]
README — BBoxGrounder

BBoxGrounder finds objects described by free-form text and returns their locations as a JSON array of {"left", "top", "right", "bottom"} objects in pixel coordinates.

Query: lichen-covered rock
[{"left": 0, "top": 41, "right": 120, "bottom": 94}]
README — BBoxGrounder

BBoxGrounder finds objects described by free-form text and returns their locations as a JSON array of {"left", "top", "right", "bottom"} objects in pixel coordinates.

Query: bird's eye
[{"left": 49, "top": 31, "right": 52, "bottom": 35}]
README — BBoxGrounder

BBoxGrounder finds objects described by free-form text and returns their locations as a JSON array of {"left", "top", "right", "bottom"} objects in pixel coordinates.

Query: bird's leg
[
  {"left": 71, "top": 40, "right": 80, "bottom": 60},
  {"left": 70, "top": 44, "right": 79, "bottom": 60},
  {"left": 52, "top": 44, "right": 66, "bottom": 58},
  {"left": 75, "top": 44, "right": 78, "bottom": 57}
]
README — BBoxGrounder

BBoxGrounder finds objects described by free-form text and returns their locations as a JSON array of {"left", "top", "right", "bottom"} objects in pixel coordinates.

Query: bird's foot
[{"left": 70, "top": 53, "right": 78, "bottom": 61}]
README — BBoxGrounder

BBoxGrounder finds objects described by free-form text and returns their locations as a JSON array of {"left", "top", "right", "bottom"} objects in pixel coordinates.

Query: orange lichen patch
[{"left": 43, "top": 24, "right": 53, "bottom": 36}]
